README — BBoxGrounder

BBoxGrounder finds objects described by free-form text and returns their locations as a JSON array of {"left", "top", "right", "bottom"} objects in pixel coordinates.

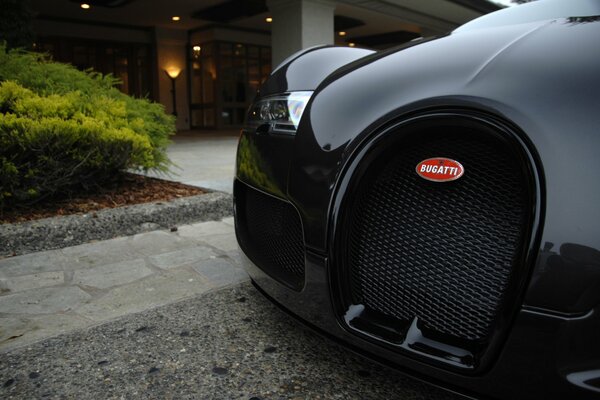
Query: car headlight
[{"left": 245, "top": 91, "right": 313, "bottom": 134}]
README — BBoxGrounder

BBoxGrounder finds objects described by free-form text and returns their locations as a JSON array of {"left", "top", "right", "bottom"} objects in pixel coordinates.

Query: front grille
[
  {"left": 235, "top": 182, "right": 305, "bottom": 290},
  {"left": 342, "top": 125, "right": 530, "bottom": 345}
]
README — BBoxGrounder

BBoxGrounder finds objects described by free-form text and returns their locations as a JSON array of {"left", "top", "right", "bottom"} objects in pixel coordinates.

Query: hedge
[{"left": 0, "top": 45, "right": 175, "bottom": 210}]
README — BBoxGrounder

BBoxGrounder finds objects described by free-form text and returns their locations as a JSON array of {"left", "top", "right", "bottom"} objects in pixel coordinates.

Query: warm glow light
[
  {"left": 172, "top": 16, "right": 180, "bottom": 21},
  {"left": 81, "top": 3, "right": 90, "bottom": 9},
  {"left": 348, "top": 42, "right": 356, "bottom": 47},
  {"left": 192, "top": 45, "right": 201, "bottom": 59},
  {"left": 338, "top": 31, "right": 346, "bottom": 36},
  {"left": 265, "top": 17, "right": 273, "bottom": 23},
  {"left": 165, "top": 67, "right": 181, "bottom": 79}
]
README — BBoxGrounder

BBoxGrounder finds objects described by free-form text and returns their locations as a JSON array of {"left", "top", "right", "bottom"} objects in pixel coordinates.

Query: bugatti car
[{"left": 234, "top": 0, "right": 600, "bottom": 398}]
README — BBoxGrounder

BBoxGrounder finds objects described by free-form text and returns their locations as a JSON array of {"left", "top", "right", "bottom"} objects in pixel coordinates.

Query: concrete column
[{"left": 267, "top": 0, "right": 335, "bottom": 67}]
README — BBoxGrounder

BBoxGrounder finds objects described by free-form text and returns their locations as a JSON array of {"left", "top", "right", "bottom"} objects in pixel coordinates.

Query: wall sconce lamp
[
  {"left": 192, "top": 45, "right": 201, "bottom": 59},
  {"left": 164, "top": 67, "right": 181, "bottom": 117}
]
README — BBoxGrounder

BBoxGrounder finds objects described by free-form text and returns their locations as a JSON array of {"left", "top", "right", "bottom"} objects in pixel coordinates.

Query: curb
[{"left": 0, "top": 191, "right": 233, "bottom": 257}]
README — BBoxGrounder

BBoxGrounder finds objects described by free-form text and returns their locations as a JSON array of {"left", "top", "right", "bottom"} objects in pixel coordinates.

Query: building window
[
  {"left": 35, "top": 37, "right": 154, "bottom": 99},
  {"left": 190, "top": 41, "right": 271, "bottom": 129}
]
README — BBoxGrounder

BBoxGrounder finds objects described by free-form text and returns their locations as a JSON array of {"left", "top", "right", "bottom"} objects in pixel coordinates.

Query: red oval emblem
[{"left": 415, "top": 158, "right": 464, "bottom": 182}]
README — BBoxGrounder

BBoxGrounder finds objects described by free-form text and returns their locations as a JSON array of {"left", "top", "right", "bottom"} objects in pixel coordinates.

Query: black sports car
[{"left": 233, "top": 1, "right": 600, "bottom": 398}]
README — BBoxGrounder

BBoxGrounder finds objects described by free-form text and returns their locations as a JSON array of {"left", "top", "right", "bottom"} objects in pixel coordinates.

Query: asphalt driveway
[{"left": 0, "top": 282, "right": 461, "bottom": 400}]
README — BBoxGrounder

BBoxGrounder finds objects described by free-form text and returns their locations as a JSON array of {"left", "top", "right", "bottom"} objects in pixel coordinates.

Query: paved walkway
[
  {"left": 0, "top": 217, "right": 247, "bottom": 352},
  {"left": 0, "top": 130, "right": 242, "bottom": 352},
  {"left": 145, "top": 131, "right": 239, "bottom": 193}
]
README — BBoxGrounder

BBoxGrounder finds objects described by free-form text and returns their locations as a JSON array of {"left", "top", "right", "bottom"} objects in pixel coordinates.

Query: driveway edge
[{"left": 0, "top": 192, "right": 233, "bottom": 257}]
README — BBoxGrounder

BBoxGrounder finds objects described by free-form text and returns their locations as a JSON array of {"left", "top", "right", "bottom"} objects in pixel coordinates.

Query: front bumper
[{"left": 234, "top": 178, "right": 600, "bottom": 400}]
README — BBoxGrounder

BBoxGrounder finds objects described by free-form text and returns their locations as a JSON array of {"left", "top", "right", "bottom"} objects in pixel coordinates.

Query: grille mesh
[
  {"left": 236, "top": 184, "right": 305, "bottom": 290},
  {"left": 346, "top": 132, "right": 528, "bottom": 341}
]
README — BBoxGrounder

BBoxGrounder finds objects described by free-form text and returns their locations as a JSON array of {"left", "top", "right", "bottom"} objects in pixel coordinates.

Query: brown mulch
[{"left": 0, "top": 173, "right": 205, "bottom": 224}]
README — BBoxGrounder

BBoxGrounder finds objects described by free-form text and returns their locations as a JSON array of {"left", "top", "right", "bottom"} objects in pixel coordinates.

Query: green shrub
[{"left": 0, "top": 45, "right": 175, "bottom": 211}]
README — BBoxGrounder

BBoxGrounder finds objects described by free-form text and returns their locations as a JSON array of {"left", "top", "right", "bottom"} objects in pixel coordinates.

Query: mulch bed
[{"left": 0, "top": 173, "right": 205, "bottom": 224}]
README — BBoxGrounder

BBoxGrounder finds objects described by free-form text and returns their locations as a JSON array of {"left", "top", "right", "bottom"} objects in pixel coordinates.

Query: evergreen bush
[{"left": 0, "top": 45, "right": 175, "bottom": 211}]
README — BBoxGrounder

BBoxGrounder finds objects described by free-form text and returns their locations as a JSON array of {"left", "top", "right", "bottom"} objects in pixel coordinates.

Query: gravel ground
[
  {"left": 0, "top": 282, "right": 462, "bottom": 400},
  {"left": 0, "top": 192, "right": 232, "bottom": 257}
]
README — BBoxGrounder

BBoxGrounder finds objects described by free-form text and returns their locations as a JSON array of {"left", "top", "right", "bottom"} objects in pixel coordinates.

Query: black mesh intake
[
  {"left": 235, "top": 182, "right": 305, "bottom": 291},
  {"left": 342, "top": 127, "right": 530, "bottom": 343}
]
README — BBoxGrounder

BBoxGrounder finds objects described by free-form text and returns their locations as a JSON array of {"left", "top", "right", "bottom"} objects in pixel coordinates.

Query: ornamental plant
[{"left": 0, "top": 44, "right": 175, "bottom": 211}]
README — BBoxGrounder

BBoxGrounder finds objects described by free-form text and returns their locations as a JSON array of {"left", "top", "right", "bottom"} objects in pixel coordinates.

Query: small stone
[
  {"left": 4, "top": 378, "right": 15, "bottom": 387},
  {"left": 242, "top": 317, "right": 251, "bottom": 322},
  {"left": 264, "top": 346, "right": 277, "bottom": 353},
  {"left": 237, "top": 297, "right": 247, "bottom": 303},
  {"left": 29, "top": 372, "right": 40, "bottom": 379},
  {"left": 170, "top": 226, "right": 178, "bottom": 232},
  {"left": 135, "top": 326, "right": 149, "bottom": 332},
  {"left": 249, "top": 397, "right": 262, "bottom": 400},
  {"left": 180, "top": 330, "right": 190, "bottom": 337},
  {"left": 97, "top": 360, "right": 109, "bottom": 366},
  {"left": 212, "top": 366, "right": 228, "bottom": 375},
  {"left": 148, "top": 367, "right": 160, "bottom": 375},
  {"left": 92, "top": 213, "right": 98, "bottom": 218}
]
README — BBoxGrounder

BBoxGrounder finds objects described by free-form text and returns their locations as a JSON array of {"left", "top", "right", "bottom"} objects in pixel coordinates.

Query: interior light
[
  {"left": 192, "top": 45, "right": 201, "bottom": 59},
  {"left": 165, "top": 67, "right": 181, "bottom": 79},
  {"left": 265, "top": 17, "right": 273, "bottom": 23},
  {"left": 81, "top": 3, "right": 90, "bottom": 9},
  {"left": 348, "top": 42, "right": 356, "bottom": 47},
  {"left": 172, "top": 16, "right": 181, "bottom": 21},
  {"left": 338, "top": 31, "right": 346, "bottom": 36}
]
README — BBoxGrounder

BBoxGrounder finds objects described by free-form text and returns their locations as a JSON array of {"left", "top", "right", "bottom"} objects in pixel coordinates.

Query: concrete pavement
[
  {"left": 0, "top": 217, "right": 247, "bottom": 352},
  {"left": 145, "top": 131, "right": 239, "bottom": 193}
]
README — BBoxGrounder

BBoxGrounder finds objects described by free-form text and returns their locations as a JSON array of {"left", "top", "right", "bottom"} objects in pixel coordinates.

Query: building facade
[{"left": 30, "top": 0, "right": 499, "bottom": 131}]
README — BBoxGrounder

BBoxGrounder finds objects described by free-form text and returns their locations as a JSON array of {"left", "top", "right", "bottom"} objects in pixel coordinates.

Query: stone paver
[
  {"left": 0, "top": 314, "right": 91, "bottom": 352},
  {"left": 0, "top": 272, "right": 63, "bottom": 293},
  {"left": 0, "top": 250, "right": 68, "bottom": 277},
  {"left": 176, "top": 220, "right": 233, "bottom": 239},
  {"left": 72, "top": 259, "right": 153, "bottom": 289},
  {"left": 0, "top": 286, "right": 92, "bottom": 315},
  {"left": 60, "top": 236, "right": 140, "bottom": 269},
  {"left": 148, "top": 245, "right": 217, "bottom": 270},
  {"left": 130, "top": 230, "right": 196, "bottom": 256},
  {"left": 0, "top": 217, "right": 246, "bottom": 351},
  {"left": 191, "top": 257, "right": 248, "bottom": 286},
  {"left": 75, "top": 267, "right": 213, "bottom": 322},
  {"left": 199, "top": 233, "right": 241, "bottom": 252}
]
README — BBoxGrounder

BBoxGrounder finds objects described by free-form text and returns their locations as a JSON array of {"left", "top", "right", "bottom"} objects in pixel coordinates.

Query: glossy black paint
[
  {"left": 234, "top": 1, "right": 600, "bottom": 398},
  {"left": 259, "top": 46, "right": 374, "bottom": 97}
]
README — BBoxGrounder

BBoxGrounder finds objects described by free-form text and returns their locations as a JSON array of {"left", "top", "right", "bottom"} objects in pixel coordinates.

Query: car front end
[{"left": 234, "top": 1, "right": 600, "bottom": 398}]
